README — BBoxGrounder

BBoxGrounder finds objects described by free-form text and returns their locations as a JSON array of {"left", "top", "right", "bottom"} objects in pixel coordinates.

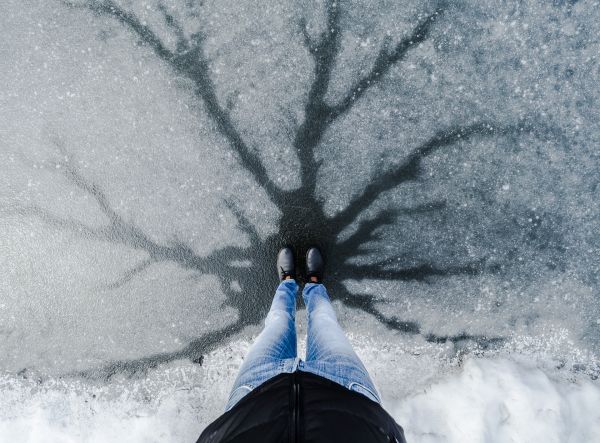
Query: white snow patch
[
  {"left": 391, "top": 358, "right": 600, "bottom": 443},
  {"left": 1, "top": 340, "right": 599, "bottom": 443}
]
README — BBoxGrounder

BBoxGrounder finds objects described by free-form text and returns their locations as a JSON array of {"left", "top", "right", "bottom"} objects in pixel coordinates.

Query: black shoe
[
  {"left": 277, "top": 246, "right": 296, "bottom": 281},
  {"left": 305, "top": 246, "right": 324, "bottom": 282}
]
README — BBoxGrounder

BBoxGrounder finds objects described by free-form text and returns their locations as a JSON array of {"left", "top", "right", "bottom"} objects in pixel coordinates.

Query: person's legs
[
  {"left": 301, "top": 282, "right": 382, "bottom": 403},
  {"left": 224, "top": 279, "right": 298, "bottom": 410}
]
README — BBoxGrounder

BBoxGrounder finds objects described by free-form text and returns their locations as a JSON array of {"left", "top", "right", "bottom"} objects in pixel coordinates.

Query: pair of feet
[{"left": 277, "top": 246, "right": 324, "bottom": 283}]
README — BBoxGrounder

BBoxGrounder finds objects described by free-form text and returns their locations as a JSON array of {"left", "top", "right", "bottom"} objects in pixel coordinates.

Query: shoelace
[{"left": 280, "top": 266, "right": 294, "bottom": 278}]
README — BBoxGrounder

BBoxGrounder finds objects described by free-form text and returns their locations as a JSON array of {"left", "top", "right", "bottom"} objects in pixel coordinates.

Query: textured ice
[{"left": 1, "top": 0, "right": 599, "bottom": 440}]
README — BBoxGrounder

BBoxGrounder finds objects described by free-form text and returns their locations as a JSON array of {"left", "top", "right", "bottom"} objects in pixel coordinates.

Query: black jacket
[{"left": 197, "top": 371, "right": 407, "bottom": 443}]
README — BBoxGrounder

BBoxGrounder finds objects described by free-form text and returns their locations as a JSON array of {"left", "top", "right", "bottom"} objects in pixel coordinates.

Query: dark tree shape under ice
[{"left": 13, "top": 0, "right": 558, "bottom": 379}]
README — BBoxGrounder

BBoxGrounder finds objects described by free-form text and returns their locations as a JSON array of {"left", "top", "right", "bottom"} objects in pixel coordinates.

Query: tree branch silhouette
[
  {"left": 11, "top": 154, "right": 218, "bottom": 276},
  {"left": 335, "top": 286, "right": 505, "bottom": 348},
  {"left": 329, "top": 6, "right": 445, "bottom": 120},
  {"left": 104, "top": 258, "right": 155, "bottom": 290},
  {"left": 294, "top": 3, "right": 446, "bottom": 196},
  {"left": 157, "top": 2, "right": 188, "bottom": 53},
  {"left": 335, "top": 201, "right": 446, "bottom": 258},
  {"left": 329, "top": 122, "right": 529, "bottom": 232},
  {"left": 341, "top": 261, "right": 488, "bottom": 282},
  {"left": 64, "top": 0, "right": 286, "bottom": 207},
  {"left": 66, "top": 0, "right": 175, "bottom": 61},
  {"left": 294, "top": 0, "right": 342, "bottom": 194},
  {"left": 74, "top": 319, "right": 247, "bottom": 380},
  {"left": 29, "top": 0, "right": 559, "bottom": 377}
]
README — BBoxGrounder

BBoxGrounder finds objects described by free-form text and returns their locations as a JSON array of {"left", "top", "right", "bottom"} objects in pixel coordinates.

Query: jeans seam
[{"left": 348, "top": 381, "right": 381, "bottom": 403}]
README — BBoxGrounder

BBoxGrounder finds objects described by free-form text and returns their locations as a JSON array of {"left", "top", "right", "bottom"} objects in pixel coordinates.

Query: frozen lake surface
[{"left": 1, "top": 0, "right": 599, "bottom": 441}]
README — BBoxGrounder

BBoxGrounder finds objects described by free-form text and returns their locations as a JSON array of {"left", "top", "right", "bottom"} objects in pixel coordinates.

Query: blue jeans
[{"left": 225, "top": 280, "right": 381, "bottom": 411}]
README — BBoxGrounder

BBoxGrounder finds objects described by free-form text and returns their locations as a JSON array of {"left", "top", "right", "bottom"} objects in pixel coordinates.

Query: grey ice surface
[{"left": 0, "top": 0, "right": 599, "bottom": 412}]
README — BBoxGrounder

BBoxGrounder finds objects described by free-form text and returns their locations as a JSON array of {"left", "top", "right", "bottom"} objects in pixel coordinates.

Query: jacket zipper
[{"left": 291, "top": 373, "right": 300, "bottom": 443}]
